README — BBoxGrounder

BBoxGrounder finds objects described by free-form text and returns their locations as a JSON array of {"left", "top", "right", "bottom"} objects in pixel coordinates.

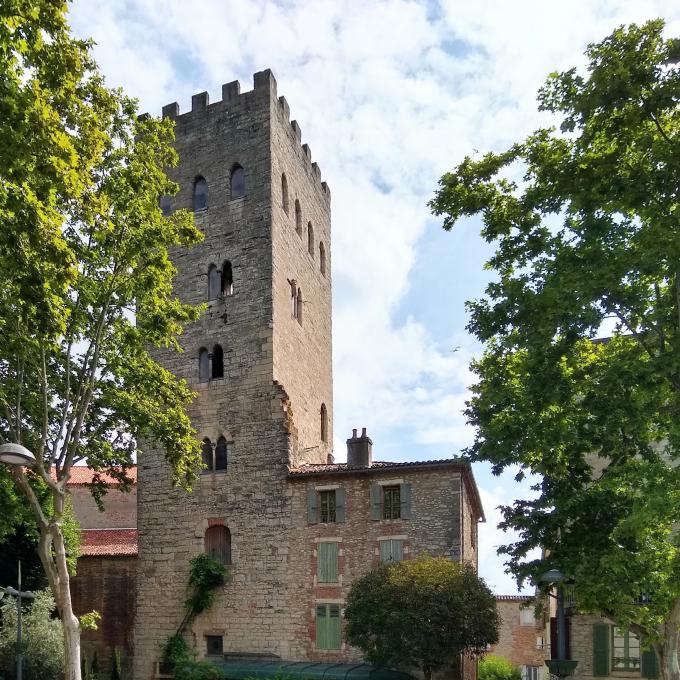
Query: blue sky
[{"left": 68, "top": 0, "right": 680, "bottom": 594}]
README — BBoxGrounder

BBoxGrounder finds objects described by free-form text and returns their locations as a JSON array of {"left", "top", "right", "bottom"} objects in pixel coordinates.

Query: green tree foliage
[
  {"left": 430, "top": 19, "right": 680, "bottom": 680},
  {"left": 0, "top": 589, "right": 65, "bottom": 680},
  {"left": 174, "top": 661, "right": 226, "bottom": 680},
  {"left": 478, "top": 656, "right": 522, "bottom": 680},
  {"left": 345, "top": 556, "right": 499, "bottom": 680},
  {"left": 0, "top": 2, "right": 203, "bottom": 678},
  {"left": 186, "top": 554, "right": 228, "bottom": 617}
]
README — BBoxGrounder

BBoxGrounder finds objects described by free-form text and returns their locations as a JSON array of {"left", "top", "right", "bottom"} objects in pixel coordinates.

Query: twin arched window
[
  {"left": 231, "top": 165, "right": 245, "bottom": 200},
  {"left": 205, "top": 524, "right": 231, "bottom": 565},
  {"left": 208, "top": 262, "right": 234, "bottom": 299},
  {"left": 281, "top": 174, "right": 289, "bottom": 215},
  {"left": 319, "top": 242, "right": 326, "bottom": 276},
  {"left": 202, "top": 437, "right": 229, "bottom": 472},
  {"left": 194, "top": 177, "right": 208, "bottom": 212},
  {"left": 307, "top": 222, "right": 314, "bottom": 256},
  {"left": 199, "top": 345, "right": 224, "bottom": 382},
  {"left": 320, "top": 403, "right": 328, "bottom": 443}
]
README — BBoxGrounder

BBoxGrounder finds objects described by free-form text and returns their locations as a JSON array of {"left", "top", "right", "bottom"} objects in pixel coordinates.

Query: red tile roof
[
  {"left": 51, "top": 466, "right": 137, "bottom": 486},
  {"left": 80, "top": 529, "right": 138, "bottom": 556},
  {"left": 496, "top": 595, "right": 533, "bottom": 601}
]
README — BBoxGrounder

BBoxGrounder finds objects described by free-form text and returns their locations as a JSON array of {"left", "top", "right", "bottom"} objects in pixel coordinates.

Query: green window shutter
[
  {"left": 316, "top": 604, "right": 328, "bottom": 649},
  {"left": 393, "top": 539, "right": 404, "bottom": 561},
  {"left": 379, "top": 540, "right": 391, "bottom": 563},
  {"left": 318, "top": 542, "right": 338, "bottom": 583},
  {"left": 400, "top": 483, "right": 412, "bottom": 519},
  {"left": 307, "top": 488, "right": 318, "bottom": 524},
  {"left": 329, "top": 604, "right": 341, "bottom": 649},
  {"left": 370, "top": 483, "right": 381, "bottom": 520},
  {"left": 593, "top": 623, "right": 610, "bottom": 676},
  {"left": 641, "top": 648, "right": 658, "bottom": 678},
  {"left": 335, "top": 488, "right": 346, "bottom": 522}
]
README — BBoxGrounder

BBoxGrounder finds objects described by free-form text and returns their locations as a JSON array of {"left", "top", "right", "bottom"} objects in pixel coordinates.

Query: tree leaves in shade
[{"left": 430, "top": 19, "right": 680, "bottom": 680}]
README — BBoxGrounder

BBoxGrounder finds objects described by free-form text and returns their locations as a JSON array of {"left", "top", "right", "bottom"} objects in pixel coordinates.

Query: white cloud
[{"left": 68, "top": 0, "right": 680, "bottom": 592}]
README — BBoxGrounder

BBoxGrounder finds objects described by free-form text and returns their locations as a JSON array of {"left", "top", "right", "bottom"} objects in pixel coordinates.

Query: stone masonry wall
[
  {"left": 270, "top": 92, "right": 333, "bottom": 466},
  {"left": 285, "top": 467, "right": 465, "bottom": 661},
  {"left": 492, "top": 599, "right": 546, "bottom": 671}
]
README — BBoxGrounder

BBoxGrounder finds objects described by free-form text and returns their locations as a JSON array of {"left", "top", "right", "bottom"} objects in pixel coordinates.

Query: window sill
[{"left": 200, "top": 470, "right": 228, "bottom": 476}]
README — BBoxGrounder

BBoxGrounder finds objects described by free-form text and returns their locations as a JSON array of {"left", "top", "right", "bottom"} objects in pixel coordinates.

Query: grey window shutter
[
  {"left": 370, "top": 483, "right": 381, "bottom": 520},
  {"left": 307, "top": 488, "right": 318, "bottom": 524},
  {"left": 641, "top": 647, "right": 658, "bottom": 679},
  {"left": 335, "top": 488, "right": 346, "bottom": 522},
  {"left": 393, "top": 539, "right": 404, "bottom": 561},
  {"left": 593, "top": 623, "right": 610, "bottom": 676},
  {"left": 379, "top": 540, "right": 391, "bottom": 563},
  {"left": 400, "top": 483, "right": 412, "bottom": 519}
]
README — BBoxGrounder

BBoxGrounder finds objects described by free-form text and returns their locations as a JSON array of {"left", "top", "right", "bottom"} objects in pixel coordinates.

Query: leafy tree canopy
[
  {"left": 345, "top": 556, "right": 499, "bottom": 680},
  {"left": 478, "top": 655, "right": 521, "bottom": 680},
  {"left": 430, "top": 19, "right": 680, "bottom": 680}
]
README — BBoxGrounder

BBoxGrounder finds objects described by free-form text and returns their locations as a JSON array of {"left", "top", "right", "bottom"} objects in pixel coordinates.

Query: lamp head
[
  {"left": 0, "top": 443, "right": 37, "bottom": 467},
  {"left": 540, "top": 568, "right": 566, "bottom": 583}
]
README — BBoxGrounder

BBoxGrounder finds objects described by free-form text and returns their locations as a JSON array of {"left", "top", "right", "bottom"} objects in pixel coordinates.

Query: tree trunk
[{"left": 659, "top": 621, "right": 680, "bottom": 680}]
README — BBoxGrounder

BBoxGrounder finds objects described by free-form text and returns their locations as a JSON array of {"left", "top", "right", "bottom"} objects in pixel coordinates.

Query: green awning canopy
[{"left": 216, "top": 659, "right": 413, "bottom": 680}]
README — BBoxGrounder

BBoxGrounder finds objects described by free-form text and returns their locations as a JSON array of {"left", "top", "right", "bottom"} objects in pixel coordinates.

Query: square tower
[{"left": 134, "top": 70, "right": 333, "bottom": 677}]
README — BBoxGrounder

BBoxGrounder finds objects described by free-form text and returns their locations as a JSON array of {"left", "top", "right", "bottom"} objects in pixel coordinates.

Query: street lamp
[
  {"left": 0, "top": 443, "right": 37, "bottom": 467},
  {"left": 1, "top": 561, "right": 36, "bottom": 680},
  {"left": 540, "top": 568, "right": 578, "bottom": 679}
]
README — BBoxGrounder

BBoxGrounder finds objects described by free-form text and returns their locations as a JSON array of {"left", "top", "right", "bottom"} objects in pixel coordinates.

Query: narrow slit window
[
  {"left": 296, "top": 288, "right": 303, "bottom": 325},
  {"left": 320, "top": 404, "right": 328, "bottom": 443},
  {"left": 319, "top": 242, "right": 326, "bottom": 276},
  {"left": 215, "top": 437, "right": 228, "bottom": 471},
  {"left": 295, "top": 199, "right": 302, "bottom": 236},
  {"left": 199, "top": 348, "right": 210, "bottom": 382},
  {"left": 212, "top": 345, "right": 224, "bottom": 379},
  {"left": 208, "top": 264, "right": 220, "bottom": 300},
  {"left": 221, "top": 261, "right": 233, "bottom": 296},
  {"left": 231, "top": 165, "right": 245, "bottom": 199},
  {"left": 193, "top": 176, "right": 208, "bottom": 212},
  {"left": 307, "top": 222, "right": 314, "bottom": 256},
  {"left": 291, "top": 281, "right": 298, "bottom": 318},
  {"left": 281, "top": 173, "right": 289, "bottom": 214}
]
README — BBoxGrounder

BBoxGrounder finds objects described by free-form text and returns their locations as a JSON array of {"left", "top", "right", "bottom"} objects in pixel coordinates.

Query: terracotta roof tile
[
  {"left": 80, "top": 529, "right": 138, "bottom": 556},
  {"left": 50, "top": 466, "right": 137, "bottom": 486},
  {"left": 496, "top": 595, "right": 533, "bottom": 601},
  {"left": 289, "top": 459, "right": 465, "bottom": 475}
]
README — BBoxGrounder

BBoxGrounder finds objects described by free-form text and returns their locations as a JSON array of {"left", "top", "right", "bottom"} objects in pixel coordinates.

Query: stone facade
[
  {"left": 133, "top": 69, "right": 485, "bottom": 679},
  {"left": 491, "top": 596, "right": 546, "bottom": 680}
]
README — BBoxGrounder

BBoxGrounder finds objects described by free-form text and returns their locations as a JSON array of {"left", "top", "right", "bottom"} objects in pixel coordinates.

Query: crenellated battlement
[{"left": 154, "top": 69, "right": 329, "bottom": 201}]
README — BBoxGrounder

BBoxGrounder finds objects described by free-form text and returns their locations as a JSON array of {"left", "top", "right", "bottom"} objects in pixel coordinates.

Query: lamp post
[
  {"left": 0, "top": 443, "right": 38, "bottom": 680},
  {"left": 1, "top": 562, "right": 36, "bottom": 680},
  {"left": 540, "top": 568, "right": 578, "bottom": 679}
]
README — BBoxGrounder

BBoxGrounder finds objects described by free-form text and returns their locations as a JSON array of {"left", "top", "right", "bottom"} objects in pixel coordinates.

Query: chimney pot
[
  {"left": 346, "top": 428, "right": 372, "bottom": 467},
  {"left": 352, "top": 428, "right": 357, "bottom": 438}
]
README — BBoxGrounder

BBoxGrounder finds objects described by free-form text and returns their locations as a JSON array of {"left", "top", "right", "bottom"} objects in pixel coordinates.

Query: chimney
[{"left": 346, "top": 428, "right": 372, "bottom": 467}]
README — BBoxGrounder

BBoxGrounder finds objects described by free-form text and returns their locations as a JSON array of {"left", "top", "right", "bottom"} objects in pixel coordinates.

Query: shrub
[
  {"left": 161, "top": 633, "right": 194, "bottom": 670},
  {"left": 174, "top": 660, "right": 226, "bottom": 680},
  {"left": 478, "top": 655, "right": 522, "bottom": 680}
]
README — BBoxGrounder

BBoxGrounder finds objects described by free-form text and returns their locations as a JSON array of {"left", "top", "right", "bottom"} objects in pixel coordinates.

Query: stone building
[{"left": 125, "top": 69, "right": 485, "bottom": 679}]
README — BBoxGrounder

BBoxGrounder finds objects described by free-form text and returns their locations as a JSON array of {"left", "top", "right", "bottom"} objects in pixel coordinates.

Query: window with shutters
[
  {"left": 379, "top": 539, "right": 403, "bottom": 563},
  {"left": 613, "top": 627, "right": 640, "bottom": 671},
  {"left": 308, "top": 487, "right": 346, "bottom": 524},
  {"left": 317, "top": 542, "right": 339, "bottom": 583},
  {"left": 205, "top": 525, "right": 231, "bottom": 565},
  {"left": 383, "top": 486, "right": 401, "bottom": 520},
  {"left": 206, "top": 635, "right": 223, "bottom": 656},
  {"left": 316, "top": 603, "right": 341, "bottom": 650},
  {"left": 521, "top": 666, "right": 540, "bottom": 680}
]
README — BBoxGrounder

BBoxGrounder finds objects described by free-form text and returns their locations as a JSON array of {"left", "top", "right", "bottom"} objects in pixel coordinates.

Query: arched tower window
[
  {"left": 205, "top": 525, "right": 231, "bottom": 565},
  {"left": 221, "top": 261, "right": 233, "bottom": 296},
  {"left": 199, "top": 348, "right": 210, "bottom": 382},
  {"left": 319, "top": 242, "right": 326, "bottom": 276},
  {"left": 320, "top": 404, "right": 328, "bottom": 443},
  {"left": 230, "top": 165, "right": 245, "bottom": 199},
  {"left": 208, "top": 264, "right": 220, "bottom": 300},
  {"left": 281, "top": 174, "right": 289, "bottom": 215},
  {"left": 290, "top": 281, "right": 298, "bottom": 319},
  {"left": 201, "top": 438, "right": 213, "bottom": 470},
  {"left": 307, "top": 222, "right": 314, "bottom": 257},
  {"left": 215, "top": 437, "right": 228, "bottom": 471},
  {"left": 212, "top": 345, "right": 224, "bottom": 379},
  {"left": 160, "top": 196, "right": 172, "bottom": 216},
  {"left": 193, "top": 176, "right": 208, "bottom": 212},
  {"left": 296, "top": 288, "right": 303, "bottom": 325},
  {"left": 295, "top": 200, "right": 302, "bottom": 236}
]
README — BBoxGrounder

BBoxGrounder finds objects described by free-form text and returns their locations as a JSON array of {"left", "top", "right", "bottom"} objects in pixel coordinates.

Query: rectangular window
[
  {"left": 379, "top": 539, "right": 404, "bottom": 564},
  {"left": 520, "top": 607, "right": 538, "bottom": 626},
  {"left": 382, "top": 486, "right": 401, "bottom": 520},
  {"left": 613, "top": 627, "right": 640, "bottom": 670},
  {"left": 317, "top": 542, "right": 339, "bottom": 583},
  {"left": 522, "top": 666, "right": 540, "bottom": 680},
  {"left": 206, "top": 635, "right": 223, "bottom": 656},
  {"left": 319, "top": 490, "right": 336, "bottom": 523},
  {"left": 316, "top": 603, "right": 341, "bottom": 650}
]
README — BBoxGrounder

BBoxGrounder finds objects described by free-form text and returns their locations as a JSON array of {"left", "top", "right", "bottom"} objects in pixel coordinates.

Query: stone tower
[{"left": 134, "top": 70, "right": 333, "bottom": 678}]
